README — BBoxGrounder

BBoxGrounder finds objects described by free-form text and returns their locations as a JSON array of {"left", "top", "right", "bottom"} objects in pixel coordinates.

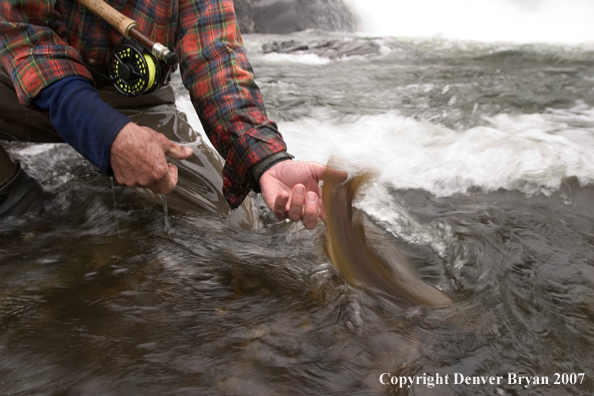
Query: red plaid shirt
[{"left": 0, "top": 0, "right": 287, "bottom": 208}]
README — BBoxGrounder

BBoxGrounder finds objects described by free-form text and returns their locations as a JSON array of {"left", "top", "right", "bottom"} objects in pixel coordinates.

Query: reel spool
[{"left": 108, "top": 44, "right": 160, "bottom": 97}]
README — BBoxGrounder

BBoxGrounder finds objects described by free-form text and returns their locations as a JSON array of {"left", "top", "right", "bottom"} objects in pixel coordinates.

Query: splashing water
[
  {"left": 343, "top": 0, "right": 594, "bottom": 44},
  {"left": 110, "top": 176, "right": 121, "bottom": 238},
  {"left": 159, "top": 193, "right": 171, "bottom": 235}
]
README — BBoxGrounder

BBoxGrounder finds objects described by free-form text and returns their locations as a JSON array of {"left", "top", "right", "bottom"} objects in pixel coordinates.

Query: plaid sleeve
[
  {"left": 176, "top": 0, "right": 287, "bottom": 208},
  {"left": 0, "top": 1, "right": 92, "bottom": 106}
]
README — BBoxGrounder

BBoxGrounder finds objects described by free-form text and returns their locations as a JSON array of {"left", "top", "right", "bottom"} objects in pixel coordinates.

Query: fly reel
[{"left": 108, "top": 44, "right": 160, "bottom": 97}]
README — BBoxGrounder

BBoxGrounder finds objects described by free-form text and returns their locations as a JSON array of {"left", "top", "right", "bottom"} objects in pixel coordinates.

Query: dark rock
[
  {"left": 234, "top": 0, "right": 357, "bottom": 34},
  {"left": 261, "top": 40, "right": 309, "bottom": 53},
  {"left": 261, "top": 38, "right": 382, "bottom": 59}
]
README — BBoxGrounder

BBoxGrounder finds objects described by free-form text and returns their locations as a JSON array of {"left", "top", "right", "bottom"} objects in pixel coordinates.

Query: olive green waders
[{"left": 0, "top": 67, "right": 258, "bottom": 229}]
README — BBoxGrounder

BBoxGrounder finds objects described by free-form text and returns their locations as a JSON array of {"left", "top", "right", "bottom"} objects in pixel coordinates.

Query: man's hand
[
  {"left": 110, "top": 122, "right": 193, "bottom": 194},
  {"left": 259, "top": 160, "right": 347, "bottom": 229}
]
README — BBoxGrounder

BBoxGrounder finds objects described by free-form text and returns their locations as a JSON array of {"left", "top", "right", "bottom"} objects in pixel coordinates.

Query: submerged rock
[{"left": 234, "top": 0, "right": 357, "bottom": 34}]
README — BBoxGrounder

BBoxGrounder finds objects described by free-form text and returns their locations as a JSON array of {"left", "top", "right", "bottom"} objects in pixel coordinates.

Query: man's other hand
[
  {"left": 110, "top": 122, "right": 193, "bottom": 194},
  {"left": 259, "top": 160, "right": 347, "bottom": 229}
]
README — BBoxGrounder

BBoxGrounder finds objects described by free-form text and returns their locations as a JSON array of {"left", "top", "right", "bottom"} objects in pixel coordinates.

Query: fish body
[{"left": 323, "top": 172, "right": 453, "bottom": 308}]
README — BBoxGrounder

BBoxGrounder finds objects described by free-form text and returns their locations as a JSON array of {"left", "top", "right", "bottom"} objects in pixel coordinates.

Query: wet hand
[
  {"left": 110, "top": 122, "right": 193, "bottom": 194},
  {"left": 259, "top": 160, "right": 347, "bottom": 229}
]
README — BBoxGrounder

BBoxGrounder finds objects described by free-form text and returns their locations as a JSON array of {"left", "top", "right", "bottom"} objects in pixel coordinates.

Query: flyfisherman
[{"left": 0, "top": 0, "right": 343, "bottom": 228}]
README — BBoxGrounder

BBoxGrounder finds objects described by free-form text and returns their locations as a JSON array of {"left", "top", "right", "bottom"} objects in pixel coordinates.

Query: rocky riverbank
[{"left": 233, "top": 0, "right": 357, "bottom": 34}]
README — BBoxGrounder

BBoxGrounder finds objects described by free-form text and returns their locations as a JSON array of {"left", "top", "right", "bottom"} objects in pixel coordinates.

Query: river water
[{"left": 2, "top": 8, "right": 594, "bottom": 396}]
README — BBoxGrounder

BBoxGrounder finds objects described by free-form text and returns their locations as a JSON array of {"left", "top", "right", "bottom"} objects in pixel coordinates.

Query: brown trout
[{"left": 323, "top": 171, "right": 453, "bottom": 308}]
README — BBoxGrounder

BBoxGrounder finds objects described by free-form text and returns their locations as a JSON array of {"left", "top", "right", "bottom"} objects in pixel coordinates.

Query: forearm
[{"left": 33, "top": 77, "right": 131, "bottom": 173}]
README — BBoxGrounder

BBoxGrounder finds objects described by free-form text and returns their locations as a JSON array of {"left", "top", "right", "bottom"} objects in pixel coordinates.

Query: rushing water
[
  {"left": 343, "top": 0, "right": 594, "bottom": 44},
  {"left": 2, "top": 21, "right": 594, "bottom": 396}
]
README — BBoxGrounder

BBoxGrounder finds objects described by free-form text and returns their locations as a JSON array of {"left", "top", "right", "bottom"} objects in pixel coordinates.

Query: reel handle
[{"left": 74, "top": 0, "right": 178, "bottom": 66}]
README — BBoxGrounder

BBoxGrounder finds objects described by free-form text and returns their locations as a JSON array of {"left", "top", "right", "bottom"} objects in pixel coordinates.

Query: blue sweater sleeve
[{"left": 33, "top": 76, "right": 131, "bottom": 174}]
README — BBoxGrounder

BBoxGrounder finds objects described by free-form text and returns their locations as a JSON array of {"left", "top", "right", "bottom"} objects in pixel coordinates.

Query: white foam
[
  {"left": 278, "top": 103, "right": 594, "bottom": 198},
  {"left": 259, "top": 52, "right": 332, "bottom": 65},
  {"left": 343, "top": 0, "right": 594, "bottom": 44}
]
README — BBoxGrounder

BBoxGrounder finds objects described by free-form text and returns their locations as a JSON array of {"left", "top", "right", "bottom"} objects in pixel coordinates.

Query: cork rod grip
[
  {"left": 74, "top": 0, "right": 137, "bottom": 38},
  {"left": 74, "top": 0, "right": 179, "bottom": 65}
]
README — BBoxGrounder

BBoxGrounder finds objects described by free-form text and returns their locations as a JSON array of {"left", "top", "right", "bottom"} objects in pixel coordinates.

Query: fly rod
[{"left": 74, "top": 0, "right": 178, "bottom": 66}]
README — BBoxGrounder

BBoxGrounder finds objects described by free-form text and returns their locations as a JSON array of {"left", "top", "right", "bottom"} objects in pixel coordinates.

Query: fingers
[
  {"left": 163, "top": 139, "right": 193, "bottom": 160},
  {"left": 152, "top": 163, "right": 178, "bottom": 195},
  {"left": 156, "top": 135, "right": 191, "bottom": 194},
  {"left": 288, "top": 185, "right": 305, "bottom": 221},
  {"left": 143, "top": 163, "right": 175, "bottom": 195},
  {"left": 284, "top": 184, "right": 320, "bottom": 229},
  {"left": 140, "top": 136, "right": 179, "bottom": 195},
  {"left": 168, "top": 163, "right": 179, "bottom": 187},
  {"left": 273, "top": 190, "right": 290, "bottom": 220},
  {"left": 260, "top": 160, "right": 348, "bottom": 229},
  {"left": 302, "top": 192, "right": 319, "bottom": 229},
  {"left": 111, "top": 124, "right": 191, "bottom": 195}
]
